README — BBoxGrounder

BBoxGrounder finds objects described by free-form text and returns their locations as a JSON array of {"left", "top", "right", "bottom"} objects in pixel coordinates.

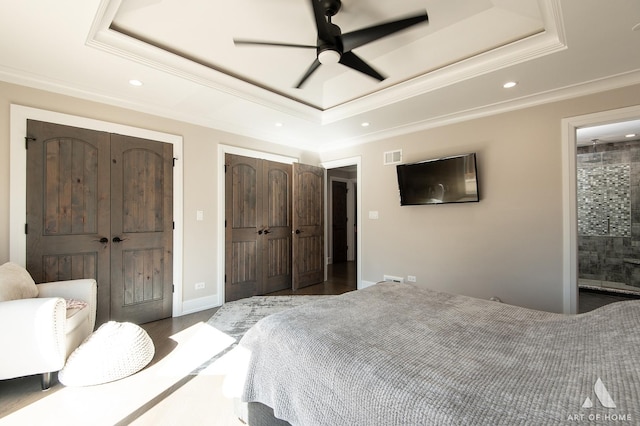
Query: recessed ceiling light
[
  {"left": 626, "top": 133, "right": 637, "bottom": 138},
  {"left": 503, "top": 81, "right": 517, "bottom": 89},
  {"left": 129, "top": 79, "right": 143, "bottom": 87},
  {"left": 361, "top": 122, "right": 370, "bottom": 127}
]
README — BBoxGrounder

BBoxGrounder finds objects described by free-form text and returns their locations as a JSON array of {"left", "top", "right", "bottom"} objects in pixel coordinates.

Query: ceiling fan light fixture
[{"left": 318, "top": 49, "right": 341, "bottom": 65}]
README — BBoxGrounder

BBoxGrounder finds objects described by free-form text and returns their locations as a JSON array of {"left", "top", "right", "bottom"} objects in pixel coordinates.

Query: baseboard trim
[
  {"left": 180, "top": 294, "right": 221, "bottom": 316},
  {"left": 359, "top": 280, "right": 377, "bottom": 290}
]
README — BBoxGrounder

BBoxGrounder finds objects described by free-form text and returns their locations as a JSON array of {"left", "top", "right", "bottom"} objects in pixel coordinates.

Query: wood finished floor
[
  {"left": 578, "top": 287, "right": 640, "bottom": 313},
  {"left": 0, "top": 262, "right": 356, "bottom": 425}
]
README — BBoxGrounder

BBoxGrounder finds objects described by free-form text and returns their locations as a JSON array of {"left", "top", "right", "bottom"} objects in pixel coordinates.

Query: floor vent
[{"left": 384, "top": 150, "right": 402, "bottom": 165}]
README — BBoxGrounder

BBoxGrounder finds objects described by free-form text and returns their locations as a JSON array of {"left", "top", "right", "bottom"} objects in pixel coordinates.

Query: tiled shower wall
[{"left": 577, "top": 140, "right": 640, "bottom": 288}]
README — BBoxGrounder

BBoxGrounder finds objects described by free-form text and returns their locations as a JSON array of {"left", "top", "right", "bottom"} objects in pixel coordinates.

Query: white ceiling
[{"left": 1, "top": 0, "right": 639, "bottom": 152}]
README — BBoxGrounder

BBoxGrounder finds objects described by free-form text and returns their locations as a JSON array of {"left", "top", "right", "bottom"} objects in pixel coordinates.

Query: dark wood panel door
[
  {"left": 292, "top": 163, "right": 325, "bottom": 290},
  {"left": 225, "top": 154, "right": 293, "bottom": 301},
  {"left": 332, "top": 180, "right": 348, "bottom": 263},
  {"left": 110, "top": 134, "right": 174, "bottom": 324},
  {"left": 26, "top": 120, "right": 112, "bottom": 325},
  {"left": 262, "top": 160, "right": 292, "bottom": 294},
  {"left": 26, "top": 120, "right": 174, "bottom": 325},
  {"left": 225, "top": 154, "right": 261, "bottom": 302}
]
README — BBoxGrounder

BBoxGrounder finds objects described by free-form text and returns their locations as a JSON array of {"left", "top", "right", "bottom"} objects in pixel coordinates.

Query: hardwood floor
[
  {"left": 578, "top": 287, "right": 640, "bottom": 313},
  {"left": 0, "top": 262, "right": 355, "bottom": 424},
  {"left": 268, "top": 261, "right": 357, "bottom": 296}
]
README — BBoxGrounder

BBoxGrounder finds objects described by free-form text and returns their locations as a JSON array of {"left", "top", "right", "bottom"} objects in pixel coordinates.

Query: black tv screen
[{"left": 396, "top": 153, "right": 479, "bottom": 205}]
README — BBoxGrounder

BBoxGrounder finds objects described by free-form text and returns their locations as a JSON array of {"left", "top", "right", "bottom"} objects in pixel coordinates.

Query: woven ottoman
[{"left": 59, "top": 321, "right": 155, "bottom": 387}]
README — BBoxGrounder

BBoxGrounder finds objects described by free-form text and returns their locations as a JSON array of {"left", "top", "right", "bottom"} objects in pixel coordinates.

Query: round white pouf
[{"left": 59, "top": 321, "right": 155, "bottom": 386}]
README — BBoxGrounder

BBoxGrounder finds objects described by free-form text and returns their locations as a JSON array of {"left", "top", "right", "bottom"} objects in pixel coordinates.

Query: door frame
[
  {"left": 9, "top": 105, "right": 185, "bottom": 317},
  {"left": 322, "top": 157, "right": 362, "bottom": 288},
  {"left": 217, "top": 144, "right": 297, "bottom": 304},
  {"left": 561, "top": 104, "right": 640, "bottom": 314}
]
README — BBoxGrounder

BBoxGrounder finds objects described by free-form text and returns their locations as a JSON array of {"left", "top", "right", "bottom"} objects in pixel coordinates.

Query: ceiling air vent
[{"left": 384, "top": 150, "right": 402, "bottom": 165}]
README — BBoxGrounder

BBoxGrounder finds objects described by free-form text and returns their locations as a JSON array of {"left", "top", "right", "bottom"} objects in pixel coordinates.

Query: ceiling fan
[{"left": 233, "top": 0, "right": 429, "bottom": 88}]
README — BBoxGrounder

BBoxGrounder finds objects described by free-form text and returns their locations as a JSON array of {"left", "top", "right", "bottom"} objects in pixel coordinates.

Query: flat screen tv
[{"left": 396, "top": 153, "right": 479, "bottom": 205}]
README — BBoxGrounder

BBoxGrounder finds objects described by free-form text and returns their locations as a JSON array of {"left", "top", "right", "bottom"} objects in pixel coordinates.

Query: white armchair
[{"left": 0, "top": 263, "right": 97, "bottom": 389}]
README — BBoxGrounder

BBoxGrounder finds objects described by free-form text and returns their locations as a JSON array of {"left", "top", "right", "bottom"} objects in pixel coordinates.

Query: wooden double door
[
  {"left": 225, "top": 154, "right": 324, "bottom": 302},
  {"left": 25, "top": 120, "right": 174, "bottom": 325}
]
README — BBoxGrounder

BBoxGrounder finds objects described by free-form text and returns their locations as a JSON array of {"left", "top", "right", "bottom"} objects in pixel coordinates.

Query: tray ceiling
[{"left": 1, "top": 0, "right": 639, "bottom": 151}]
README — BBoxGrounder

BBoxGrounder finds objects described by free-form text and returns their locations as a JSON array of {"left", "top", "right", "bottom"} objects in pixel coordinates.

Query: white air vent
[
  {"left": 383, "top": 150, "right": 402, "bottom": 165},
  {"left": 383, "top": 275, "right": 404, "bottom": 283}
]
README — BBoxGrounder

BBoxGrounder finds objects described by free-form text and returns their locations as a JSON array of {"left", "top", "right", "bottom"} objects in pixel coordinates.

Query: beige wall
[
  {"left": 3, "top": 80, "right": 640, "bottom": 314},
  {"left": 320, "top": 84, "right": 640, "bottom": 313},
  {"left": 0, "top": 81, "right": 318, "bottom": 308}
]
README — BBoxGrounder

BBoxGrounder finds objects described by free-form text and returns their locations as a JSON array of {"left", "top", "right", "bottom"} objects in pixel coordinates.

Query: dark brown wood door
[
  {"left": 26, "top": 120, "right": 111, "bottom": 323},
  {"left": 110, "top": 134, "right": 173, "bottom": 324},
  {"left": 225, "top": 154, "right": 292, "bottom": 301},
  {"left": 292, "top": 163, "right": 325, "bottom": 290},
  {"left": 262, "top": 160, "right": 292, "bottom": 294},
  {"left": 26, "top": 120, "right": 173, "bottom": 325},
  {"left": 225, "top": 154, "right": 261, "bottom": 302},
  {"left": 332, "top": 180, "right": 348, "bottom": 263}
]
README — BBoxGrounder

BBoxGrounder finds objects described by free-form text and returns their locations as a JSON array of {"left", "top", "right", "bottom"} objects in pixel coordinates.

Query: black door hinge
[
  {"left": 224, "top": 274, "right": 227, "bottom": 283},
  {"left": 172, "top": 284, "right": 175, "bottom": 293},
  {"left": 172, "top": 221, "right": 175, "bottom": 230},
  {"left": 25, "top": 137, "right": 36, "bottom": 149},
  {"left": 24, "top": 223, "right": 28, "bottom": 234},
  {"left": 172, "top": 157, "right": 177, "bottom": 167}
]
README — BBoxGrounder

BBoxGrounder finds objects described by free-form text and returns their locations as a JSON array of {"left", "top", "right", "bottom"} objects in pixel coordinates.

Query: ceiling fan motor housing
[{"left": 320, "top": 0, "right": 342, "bottom": 16}]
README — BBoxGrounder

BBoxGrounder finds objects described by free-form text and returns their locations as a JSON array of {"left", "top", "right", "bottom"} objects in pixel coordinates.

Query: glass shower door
[{"left": 577, "top": 146, "right": 639, "bottom": 294}]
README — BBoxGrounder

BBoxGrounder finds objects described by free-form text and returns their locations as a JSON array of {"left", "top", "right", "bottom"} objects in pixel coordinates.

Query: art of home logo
[{"left": 566, "top": 378, "right": 632, "bottom": 422}]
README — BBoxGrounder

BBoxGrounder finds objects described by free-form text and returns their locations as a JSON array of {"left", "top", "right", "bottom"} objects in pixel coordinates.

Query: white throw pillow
[{"left": 0, "top": 262, "right": 38, "bottom": 302}]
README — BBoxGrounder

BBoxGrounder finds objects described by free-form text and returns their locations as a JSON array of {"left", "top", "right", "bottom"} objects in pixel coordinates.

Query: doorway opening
[
  {"left": 323, "top": 157, "right": 362, "bottom": 293},
  {"left": 574, "top": 119, "right": 640, "bottom": 311},
  {"left": 562, "top": 105, "right": 640, "bottom": 314},
  {"left": 326, "top": 167, "right": 357, "bottom": 293}
]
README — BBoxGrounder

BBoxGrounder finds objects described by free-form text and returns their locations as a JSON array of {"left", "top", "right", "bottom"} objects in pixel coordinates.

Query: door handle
[
  {"left": 99, "top": 237, "right": 109, "bottom": 244},
  {"left": 257, "top": 229, "right": 263, "bottom": 235},
  {"left": 295, "top": 229, "right": 302, "bottom": 234},
  {"left": 263, "top": 229, "right": 271, "bottom": 235},
  {"left": 112, "top": 236, "right": 124, "bottom": 243}
]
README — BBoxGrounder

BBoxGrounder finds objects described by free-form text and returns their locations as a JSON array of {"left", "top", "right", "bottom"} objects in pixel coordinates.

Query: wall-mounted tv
[{"left": 396, "top": 153, "right": 479, "bottom": 206}]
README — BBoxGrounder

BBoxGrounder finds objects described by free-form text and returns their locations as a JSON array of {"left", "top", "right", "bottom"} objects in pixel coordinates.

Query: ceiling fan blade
[
  {"left": 295, "top": 58, "right": 322, "bottom": 88},
  {"left": 339, "top": 51, "right": 385, "bottom": 81},
  {"left": 341, "top": 11, "right": 428, "bottom": 52},
  {"left": 310, "top": 0, "right": 333, "bottom": 42},
  {"left": 234, "top": 39, "right": 317, "bottom": 49}
]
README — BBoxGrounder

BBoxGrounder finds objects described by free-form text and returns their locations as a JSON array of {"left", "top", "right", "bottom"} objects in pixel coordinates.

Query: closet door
[
  {"left": 225, "top": 154, "right": 292, "bottom": 301},
  {"left": 26, "top": 120, "right": 111, "bottom": 324},
  {"left": 292, "top": 163, "right": 325, "bottom": 289},
  {"left": 262, "top": 160, "right": 292, "bottom": 294},
  {"left": 225, "top": 154, "right": 261, "bottom": 302},
  {"left": 110, "top": 134, "right": 174, "bottom": 324},
  {"left": 26, "top": 120, "right": 174, "bottom": 325}
]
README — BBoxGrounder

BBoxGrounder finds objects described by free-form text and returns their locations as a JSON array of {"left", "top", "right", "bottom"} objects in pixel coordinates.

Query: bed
[{"left": 232, "top": 282, "right": 640, "bottom": 425}]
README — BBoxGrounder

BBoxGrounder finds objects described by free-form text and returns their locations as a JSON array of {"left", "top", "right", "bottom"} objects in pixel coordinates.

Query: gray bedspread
[{"left": 238, "top": 282, "right": 640, "bottom": 425}]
